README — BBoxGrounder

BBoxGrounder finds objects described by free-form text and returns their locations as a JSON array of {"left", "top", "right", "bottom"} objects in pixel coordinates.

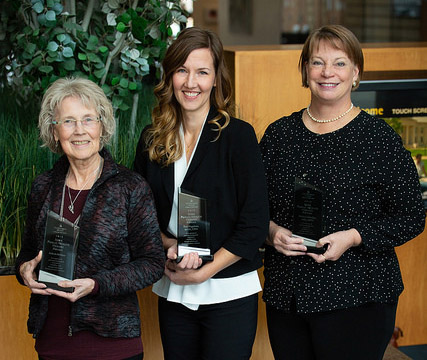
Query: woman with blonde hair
[
  {"left": 134, "top": 27, "right": 269, "bottom": 360},
  {"left": 16, "top": 77, "right": 165, "bottom": 360}
]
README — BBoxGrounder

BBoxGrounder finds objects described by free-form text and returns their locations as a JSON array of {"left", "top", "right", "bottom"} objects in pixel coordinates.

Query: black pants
[
  {"left": 39, "top": 353, "right": 143, "bottom": 360},
  {"left": 266, "top": 301, "right": 397, "bottom": 360},
  {"left": 158, "top": 294, "right": 258, "bottom": 360}
]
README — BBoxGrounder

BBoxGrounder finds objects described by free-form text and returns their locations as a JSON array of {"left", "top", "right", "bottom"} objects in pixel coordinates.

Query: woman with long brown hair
[{"left": 134, "top": 27, "right": 269, "bottom": 360}]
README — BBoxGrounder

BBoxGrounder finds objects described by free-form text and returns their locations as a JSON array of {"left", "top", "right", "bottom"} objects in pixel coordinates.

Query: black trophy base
[
  {"left": 175, "top": 254, "right": 214, "bottom": 264},
  {"left": 305, "top": 245, "right": 328, "bottom": 254},
  {"left": 199, "top": 254, "right": 214, "bottom": 262},
  {"left": 39, "top": 281, "right": 74, "bottom": 293},
  {"left": 296, "top": 236, "right": 328, "bottom": 255}
]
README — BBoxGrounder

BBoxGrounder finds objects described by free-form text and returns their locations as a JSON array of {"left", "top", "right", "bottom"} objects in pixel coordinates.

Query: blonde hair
[
  {"left": 146, "top": 27, "right": 233, "bottom": 166},
  {"left": 39, "top": 77, "right": 115, "bottom": 153},
  {"left": 299, "top": 25, "right": 364, "bottom": 90}
]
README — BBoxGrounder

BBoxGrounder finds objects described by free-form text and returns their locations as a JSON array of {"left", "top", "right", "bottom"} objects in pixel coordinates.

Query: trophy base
[
  {"left": 293, "top": 235, "right": 328, "bottom": 254},
  {"left": 305, "top": 245, "right": 328, "bottom": 254},
  {"left": 38, "top": 270, "right": 74, "bottom": 292},
  {"left": 175, "top": 254, "right": 214, "bottom": 263},
  {"left": 38, "top": 281, "right": 74, "bottom": 293}
]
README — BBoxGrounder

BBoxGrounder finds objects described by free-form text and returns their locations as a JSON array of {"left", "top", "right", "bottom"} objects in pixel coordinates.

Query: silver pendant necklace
[
  {"left": 67, "top": 158, "right": 103, "bottom": 214},
  {"left": 306, "top": 103, "right": 354, "bottom": 123}
]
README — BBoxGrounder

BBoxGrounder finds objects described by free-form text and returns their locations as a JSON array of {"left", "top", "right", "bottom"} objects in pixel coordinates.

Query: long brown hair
[{"left": 146, "top": 27, "right": 233, "bottom": 166}]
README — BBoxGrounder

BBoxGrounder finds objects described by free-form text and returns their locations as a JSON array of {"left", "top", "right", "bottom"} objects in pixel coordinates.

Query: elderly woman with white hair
[{"left": 15, "top": 77, "right": 165, "bottom": 360}]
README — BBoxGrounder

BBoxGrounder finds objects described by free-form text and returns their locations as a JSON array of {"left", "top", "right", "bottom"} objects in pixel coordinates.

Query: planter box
[{"left": 0, "top": 273, "right": 37, "bottom": 360}]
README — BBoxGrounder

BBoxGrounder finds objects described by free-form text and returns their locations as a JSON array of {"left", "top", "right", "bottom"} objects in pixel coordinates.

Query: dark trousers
[
  {"left": 39, "top": 353, "right": 143, "bottom": 360},
  {"left": 158, "top": 294, "right": 258, "bottom": 360},
  {"left": 266, "top": 301, "right": 397, "bottom": 360}
]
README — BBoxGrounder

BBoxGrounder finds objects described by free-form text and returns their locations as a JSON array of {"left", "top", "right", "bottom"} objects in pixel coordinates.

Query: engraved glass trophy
[
  {"left": 38, "top": 210, "right": 79, "bottom": 292},
  {"left": 177, "top": 189, "right": 213, "bottom": 261},
  {"left": 292, "top": 177, "right": 327, "bottom": 254}
]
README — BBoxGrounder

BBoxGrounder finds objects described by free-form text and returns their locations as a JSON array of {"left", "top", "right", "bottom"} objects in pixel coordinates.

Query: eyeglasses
[{"left": 52, "top": 116, "right": 101, "bottom": 129}]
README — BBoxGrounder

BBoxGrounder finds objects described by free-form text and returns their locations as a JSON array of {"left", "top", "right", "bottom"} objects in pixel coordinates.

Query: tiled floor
[{"left": 399, "top": 344, "right": 427, "bottom": 360}]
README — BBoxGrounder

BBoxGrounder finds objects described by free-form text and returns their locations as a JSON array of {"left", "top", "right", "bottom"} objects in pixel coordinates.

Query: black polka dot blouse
[{"left": 260, "top": 109, "right": 425, "bottom": 313}]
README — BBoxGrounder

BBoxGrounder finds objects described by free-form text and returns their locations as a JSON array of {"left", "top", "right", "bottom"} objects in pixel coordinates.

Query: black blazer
[{"left": 134, "top": 107, "right": 269, "bottom": 278}]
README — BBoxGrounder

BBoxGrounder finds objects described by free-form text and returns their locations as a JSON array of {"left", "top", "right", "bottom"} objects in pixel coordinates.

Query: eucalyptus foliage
[{"left": 0, "top": 0, "right": 189, "bottom": 132}]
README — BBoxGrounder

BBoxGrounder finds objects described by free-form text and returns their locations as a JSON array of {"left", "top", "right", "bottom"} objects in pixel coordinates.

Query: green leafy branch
[{"left": 0, "top": 0, "right": 190, "bottom": 137}]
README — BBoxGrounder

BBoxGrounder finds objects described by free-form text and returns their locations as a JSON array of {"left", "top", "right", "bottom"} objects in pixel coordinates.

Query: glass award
[
  {"left": 177, "top": 189, "right": 213, "bottom": 262},
  {"left": 292, "top": 177, "right": 327, "bottom": 254},
  {"left": 38, "top": 210, "right": 79, "bottom": 292}
]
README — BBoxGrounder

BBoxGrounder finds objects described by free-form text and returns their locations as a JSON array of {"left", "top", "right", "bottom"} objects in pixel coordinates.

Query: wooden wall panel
[
  {"left": 138, "top": 286, "right": 163, "bottom": 359},
  {"left": 252, "top": 270, "right": 274, "bottom": 360},
  {"left": 362, "top": 43, "right": 427, "bottom": 72},
  {"left": 0, "top": 276, "right": 37, "bottom": 360},
  {"left": 225, "top": 45, "right": 311, "bottom": 139},
  {"left": 395, "top": 228, "right": 427, "bottom": 346}
]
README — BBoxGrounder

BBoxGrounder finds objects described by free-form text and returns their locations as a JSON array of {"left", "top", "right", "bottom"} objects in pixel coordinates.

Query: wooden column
[{"left": 395, "top": 226, "right": 427, "bottom": 346}]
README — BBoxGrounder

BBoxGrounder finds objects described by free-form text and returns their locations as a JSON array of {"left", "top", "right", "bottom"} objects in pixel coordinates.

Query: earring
[{"left": 352, "top": 81, "right": 357, "bottom": 88}]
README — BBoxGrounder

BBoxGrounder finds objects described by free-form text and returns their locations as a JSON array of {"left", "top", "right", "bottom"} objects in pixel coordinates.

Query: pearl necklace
[{"left": 306, "top": 103, "right": 354, "bottom": 123}]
